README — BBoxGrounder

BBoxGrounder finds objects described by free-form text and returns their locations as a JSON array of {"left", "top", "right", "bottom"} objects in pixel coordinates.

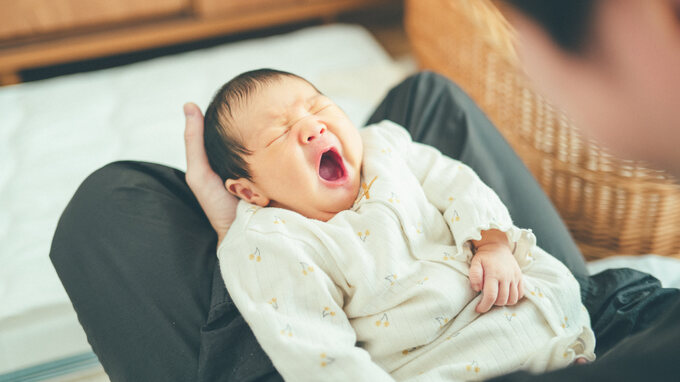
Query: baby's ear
[{"left": 225, "top": 178, "right": 270, "bottom": 207}]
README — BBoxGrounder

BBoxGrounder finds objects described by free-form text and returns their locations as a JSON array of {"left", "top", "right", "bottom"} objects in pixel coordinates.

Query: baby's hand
[{"left": 469, "top": 240, "right": 524, "bottom": 313}]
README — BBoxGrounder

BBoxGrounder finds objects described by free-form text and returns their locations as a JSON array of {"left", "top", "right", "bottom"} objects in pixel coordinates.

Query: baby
[{"left": 204, "top": 69, "right": 595, "bottom": 381}]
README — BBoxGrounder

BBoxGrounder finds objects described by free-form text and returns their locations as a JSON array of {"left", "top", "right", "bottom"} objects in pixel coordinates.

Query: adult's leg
[
  {"left": 50, "top": 161, "right": 280, "bottom": 382},
  {"left": 579, "top": 267, "right": 680, "bottom": 356},
  {"left": 487, "top": 295, "right": 680, "bottom": 381},
  {"left": 366, "top": 71, "right": 588, "bottom": 278}
]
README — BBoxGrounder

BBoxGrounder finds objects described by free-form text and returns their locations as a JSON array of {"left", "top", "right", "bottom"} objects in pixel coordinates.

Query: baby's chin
[
  {"left": 301, "top": 188, "right": 362, "bottom": 222},
  {"left": 315, "top": 204, "right": 353, "bottom": 222},
  {"left": 266, "top": 196, "right": 350, "bottom": 221},
  {"left": 268, "top": 175, "right": 361, "bottom": 221},
  {"left": 306, "top": 193, "right": 359, "bottom": 222}
]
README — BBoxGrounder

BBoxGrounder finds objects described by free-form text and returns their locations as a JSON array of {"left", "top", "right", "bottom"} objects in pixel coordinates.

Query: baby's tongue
[{"left": 319, "top": 153, "right": 343, "bottom": 181}]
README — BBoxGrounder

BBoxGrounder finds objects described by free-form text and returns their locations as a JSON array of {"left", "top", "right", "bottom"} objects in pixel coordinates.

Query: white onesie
[{"left": 218, "top": 120, "right": 595, "bottom": 381}]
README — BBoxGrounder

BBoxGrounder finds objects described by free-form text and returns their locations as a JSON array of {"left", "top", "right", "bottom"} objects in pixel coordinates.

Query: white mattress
[
  {"left": 1, "top": 22, "right": 679, "bottom": 376},
  {"left": 0, "top": 24, "right": 411, "bottom": 374}
]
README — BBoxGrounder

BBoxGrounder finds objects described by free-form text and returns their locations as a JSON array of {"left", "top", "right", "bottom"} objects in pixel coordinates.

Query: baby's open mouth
[{"left": 319, "top": 148, "right": 346, "bottom": 182}]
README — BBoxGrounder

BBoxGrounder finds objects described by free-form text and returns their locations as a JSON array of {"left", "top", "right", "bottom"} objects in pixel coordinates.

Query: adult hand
[{"left": 184, "top": 102, "right": 238, "bottom": 246}]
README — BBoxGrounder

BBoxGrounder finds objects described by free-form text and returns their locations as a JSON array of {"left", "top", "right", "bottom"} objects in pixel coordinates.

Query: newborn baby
[{"left": 203, "top": 69, "right": 595, "bottom": 381}]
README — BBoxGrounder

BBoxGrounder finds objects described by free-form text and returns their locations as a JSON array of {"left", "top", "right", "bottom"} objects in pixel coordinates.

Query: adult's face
[{"left": 508, "top": 0, "right": 680, "bottom": 178}]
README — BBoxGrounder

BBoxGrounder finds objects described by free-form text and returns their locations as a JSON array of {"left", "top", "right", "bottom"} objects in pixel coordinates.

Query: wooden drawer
[
  {"left": 193, "top": 0, "right": 306, "bottom": 17},
  {"left": 0, "top": 0, "right": 189, "bottom": 41},
  {"left": 0, "top": 0, "right": 396, "bottom": 86}
]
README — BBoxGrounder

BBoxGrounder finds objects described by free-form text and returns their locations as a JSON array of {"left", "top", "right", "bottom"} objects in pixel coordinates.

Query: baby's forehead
[
  {"left": 245, "top": 77, "right": 322, "bottom": 114},
  {"left": 268, "top": 76, "right": 320, "bottom": 98}
]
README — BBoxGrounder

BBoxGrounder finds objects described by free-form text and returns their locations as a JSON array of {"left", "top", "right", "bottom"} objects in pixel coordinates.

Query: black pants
[{"left": 50, "top": 72, "right": 680, "bottom": 381}]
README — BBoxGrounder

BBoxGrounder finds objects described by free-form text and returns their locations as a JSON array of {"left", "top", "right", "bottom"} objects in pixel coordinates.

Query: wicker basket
[{"left": 405, "top": 0, "right": 680, "bottom": 260}]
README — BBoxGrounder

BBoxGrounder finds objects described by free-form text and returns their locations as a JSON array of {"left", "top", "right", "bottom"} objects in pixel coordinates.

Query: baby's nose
[{"left": 300, "top": 123, "right": 326, "bottom": 143}]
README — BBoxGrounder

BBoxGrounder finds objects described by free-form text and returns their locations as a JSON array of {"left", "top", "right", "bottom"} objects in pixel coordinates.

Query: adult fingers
[
  {"left": 183, "top": 102, "right": 208, "bottom": 180},
  {"left": 477, "top": 278, "right": 499, "bottom": 313},
  {"left": 182, "top": 102, "right": 234, "bottom": 243}
]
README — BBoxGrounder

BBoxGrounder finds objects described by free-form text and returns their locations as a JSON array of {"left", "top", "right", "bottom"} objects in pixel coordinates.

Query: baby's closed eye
[
  {"left": 313, "top": 103, "right": 332, "bottom": 114},
  {"left": 309, "top": 96, "right": 334, "bottom": 113},
  {"left": 266, "top": 128, "right": 289, "bottom": 146}
]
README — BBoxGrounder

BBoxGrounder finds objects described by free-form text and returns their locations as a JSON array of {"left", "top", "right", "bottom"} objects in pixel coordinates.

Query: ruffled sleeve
[{"left": 440, "top": 165, "right": 537, "bottom": 269}]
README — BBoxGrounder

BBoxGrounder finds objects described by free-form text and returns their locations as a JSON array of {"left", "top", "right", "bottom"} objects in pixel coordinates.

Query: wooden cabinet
[
  {"left": 0, "top": 0, "right": 188, "bottom": 41},
  {"left": 0, "top": 0, "right": 397, "bottom": 85},
  {"left": 193, "top": 0, "right": 303, "bottom": 17}
]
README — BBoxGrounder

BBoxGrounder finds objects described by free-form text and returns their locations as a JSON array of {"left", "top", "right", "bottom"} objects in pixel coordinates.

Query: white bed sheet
[
  {"left": 0, "top": 23, "right": 411, "bottom": 373},
  {"left": 587, "top": 254, "right": 680, "bottom": 288}
]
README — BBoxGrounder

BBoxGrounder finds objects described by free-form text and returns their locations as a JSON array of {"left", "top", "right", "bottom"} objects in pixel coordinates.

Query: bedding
[{"left": 587, "top": 254, "right": 680, "bottom": 288}]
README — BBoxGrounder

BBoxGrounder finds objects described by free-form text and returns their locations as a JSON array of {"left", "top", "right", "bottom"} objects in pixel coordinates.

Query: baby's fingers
[
  {"left": 507, "top": 282, "right": 519, "bottom": 305},
  {"left": 469, "top": 258, "right": 484, "bottom": 292},
  {"left": 495, "top": 281, "right": 510, "bottom": 306},
  {"left": 476, "top": 278, "right": 498, "bottom": 313}
]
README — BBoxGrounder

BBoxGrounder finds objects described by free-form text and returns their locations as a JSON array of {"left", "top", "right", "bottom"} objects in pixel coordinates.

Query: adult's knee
[
  {"left": 77, "top": 160, "right": 186, "bottom": 198},
  {"left": 404, "top": 70, "right": 468, "bottom": 101},
  {"left": 49, "top": 161, "right": 215, "bottom": 381},
  {"left": 370, "top": 70, "right": 470, "bottom": 126},
  {"left": 49, "top": 161, "right": 191, "bottom": 264},
  {"left": 402, "top": 70, "right": 448, "bottom": 85}
]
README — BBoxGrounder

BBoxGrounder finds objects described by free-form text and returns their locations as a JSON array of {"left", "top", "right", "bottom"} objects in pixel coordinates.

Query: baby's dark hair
[{"left": 204, "top": 68, "right": 314, "bottom": 182}]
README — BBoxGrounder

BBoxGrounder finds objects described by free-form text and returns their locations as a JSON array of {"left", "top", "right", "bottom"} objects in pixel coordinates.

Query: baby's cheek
[{"left": 343, "top": 132, "right": 364, "bottom": 165}]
